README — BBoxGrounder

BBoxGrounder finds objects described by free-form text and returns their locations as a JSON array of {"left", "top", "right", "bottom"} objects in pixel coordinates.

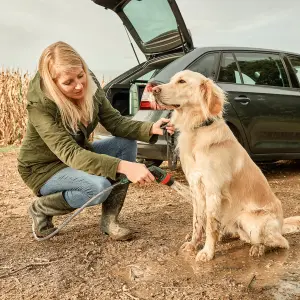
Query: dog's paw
[
  {"left": 179, "top": 242, "right": 196, "bottom": 254},
  {"left": 249, "top": 244, "right": 265, "bottom": 257},
  {"left": 195, "top": 249, "right": 214, "bottom": 262}
]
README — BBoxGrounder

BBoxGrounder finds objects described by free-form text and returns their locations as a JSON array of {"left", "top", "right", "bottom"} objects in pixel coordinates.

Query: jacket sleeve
[
  {"left": 96, "top": 88, "right": 158, "bottom": 144},
  {"left": 28, "top": 106, "right": 121, "bottom": 180}
]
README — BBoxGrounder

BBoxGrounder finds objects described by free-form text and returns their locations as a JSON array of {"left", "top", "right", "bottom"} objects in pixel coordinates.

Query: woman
[{"left": 17, "top": 41, "right": 174, "bottom": 241}]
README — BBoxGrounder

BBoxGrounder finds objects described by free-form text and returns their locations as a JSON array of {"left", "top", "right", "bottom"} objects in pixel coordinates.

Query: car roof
[
  {"left": 152, "top": 46, "right": 300, "bottom": 83},
  {"left": 194, "top": 46, "right": 300, "bottom": 56}
]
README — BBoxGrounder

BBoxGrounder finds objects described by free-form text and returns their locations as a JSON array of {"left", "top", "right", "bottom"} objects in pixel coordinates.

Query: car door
[
  {"left": 217, "top": 51, "right": 300, "bottom": 155},
  {"left": 185, "top": 51, "right": 247, "bottom": 145}
]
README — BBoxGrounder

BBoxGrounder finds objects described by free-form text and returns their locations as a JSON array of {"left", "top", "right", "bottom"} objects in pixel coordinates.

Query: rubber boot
[
  {"left": 28, "top": 192, "right": 75, "bottom": 238},
  {"left": 100, "top": 183, "right": 134, "bottom": 241}
]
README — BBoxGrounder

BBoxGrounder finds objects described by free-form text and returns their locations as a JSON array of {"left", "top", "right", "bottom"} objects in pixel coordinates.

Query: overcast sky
[{"left": 1, "top": 0, "right": 300, "bottom": 80}]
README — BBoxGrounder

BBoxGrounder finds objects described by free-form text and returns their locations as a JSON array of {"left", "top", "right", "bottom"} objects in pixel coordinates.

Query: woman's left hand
[{"left": 150, "top": 118, "right": 175, "bottom": 136}]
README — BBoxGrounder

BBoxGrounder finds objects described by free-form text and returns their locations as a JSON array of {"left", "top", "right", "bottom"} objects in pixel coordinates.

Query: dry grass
[{"left": 0, "top": 69, "right": 31, "bottom": 146}]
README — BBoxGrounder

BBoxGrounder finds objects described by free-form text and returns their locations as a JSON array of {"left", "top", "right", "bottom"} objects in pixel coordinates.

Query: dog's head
[{"left": 152, "top": 70, "right": 226, "bottom": 119}]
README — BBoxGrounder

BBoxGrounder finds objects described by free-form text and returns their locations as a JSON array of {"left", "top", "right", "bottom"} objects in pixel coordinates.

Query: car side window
[
  {"left": 187, "top": 53, "right": 219, "bottom": 79},
  {"left": 218, "top": 52, "right": 242, "bottom": 84},
  {"left": 234, "top": 52, "right": 289, "bottom": 87},
  {"left": 287, "top": 56, "right": 300, "bottom": 85}
]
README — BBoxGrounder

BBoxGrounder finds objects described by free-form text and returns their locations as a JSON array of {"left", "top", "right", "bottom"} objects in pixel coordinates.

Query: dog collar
[{"left": 193, "top": 116, "right": 220, "bottom": 130}]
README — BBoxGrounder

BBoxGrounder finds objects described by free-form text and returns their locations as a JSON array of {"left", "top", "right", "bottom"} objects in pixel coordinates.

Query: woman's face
[{"left": 55, "top": 67, "right": 87, "bottom": 101}]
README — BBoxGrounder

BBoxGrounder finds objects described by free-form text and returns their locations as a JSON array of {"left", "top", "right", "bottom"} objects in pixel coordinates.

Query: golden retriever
[{"left": 152, "top": 70, "right": 300, "bottom": 262}]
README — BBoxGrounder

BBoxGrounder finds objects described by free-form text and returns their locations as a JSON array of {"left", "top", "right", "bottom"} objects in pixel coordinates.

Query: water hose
[{"left": 32, "top": 166, "right": 174, "bottom": 241}]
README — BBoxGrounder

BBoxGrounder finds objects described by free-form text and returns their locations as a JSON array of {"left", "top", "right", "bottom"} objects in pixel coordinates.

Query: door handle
[{"left": 234, "top": 96, "right": 250, "bottom": 105}]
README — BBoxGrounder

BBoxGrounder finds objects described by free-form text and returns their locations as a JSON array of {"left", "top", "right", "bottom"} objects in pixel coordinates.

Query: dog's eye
[{"left": 178, "top": 79, "right": 186, "bottom": 84}]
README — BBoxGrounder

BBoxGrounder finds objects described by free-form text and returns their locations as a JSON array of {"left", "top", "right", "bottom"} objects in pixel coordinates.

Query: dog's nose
[{"left": 152, "top": 86, "right": 161, "bottom": 94}]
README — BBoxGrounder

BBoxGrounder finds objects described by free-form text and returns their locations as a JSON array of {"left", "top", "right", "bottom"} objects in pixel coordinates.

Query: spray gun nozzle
[
  {"left": 119, "top": 166, "right": 174, "bottom": 186},
  {"left": 148, "top": 166, "right": 174, "bottom": 186}
]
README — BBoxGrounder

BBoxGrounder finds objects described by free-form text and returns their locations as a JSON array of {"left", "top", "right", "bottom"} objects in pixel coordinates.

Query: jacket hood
[{"left": 27, "top": 72, "right": 58, "bottom": 113}]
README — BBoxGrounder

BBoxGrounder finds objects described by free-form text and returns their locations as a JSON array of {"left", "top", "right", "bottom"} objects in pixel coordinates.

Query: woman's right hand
[{"left": 117, "top": 161, "right": 155, "bottom": 185}]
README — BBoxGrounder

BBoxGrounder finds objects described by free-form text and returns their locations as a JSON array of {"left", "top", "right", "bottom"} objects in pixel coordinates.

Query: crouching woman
[{"left": 17, "top": 41, "right": 174, "bottom": 241}]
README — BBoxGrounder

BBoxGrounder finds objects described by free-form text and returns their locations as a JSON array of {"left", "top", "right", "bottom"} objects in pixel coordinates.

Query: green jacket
[{"left": 17, "top": 72, "right": 157, "bottom": 196}]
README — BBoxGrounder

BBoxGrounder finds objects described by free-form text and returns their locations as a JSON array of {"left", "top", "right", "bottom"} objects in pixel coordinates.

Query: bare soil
[{"left": 0, "top": 149, "right": 300, "bottom": 300}]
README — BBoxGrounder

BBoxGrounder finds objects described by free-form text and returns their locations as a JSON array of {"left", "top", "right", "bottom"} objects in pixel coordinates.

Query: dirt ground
[{"left": 0, "top": 148, "right": 300, "bottom": 300}]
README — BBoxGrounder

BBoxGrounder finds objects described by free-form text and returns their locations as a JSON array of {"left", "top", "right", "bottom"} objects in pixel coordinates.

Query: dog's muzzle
[{"left": 152, "top": 86, "right": 180, "bottom": 109}]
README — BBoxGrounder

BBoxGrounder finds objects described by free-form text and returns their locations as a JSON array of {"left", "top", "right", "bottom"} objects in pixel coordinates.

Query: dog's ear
[{"left": 200, "top": 78, "right": 224, "bottom": 116}]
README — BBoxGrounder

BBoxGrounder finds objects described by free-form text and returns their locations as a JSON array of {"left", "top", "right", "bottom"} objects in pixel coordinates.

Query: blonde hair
[{"left": 38, "top": 41, "right": 95, "bottom": 133}]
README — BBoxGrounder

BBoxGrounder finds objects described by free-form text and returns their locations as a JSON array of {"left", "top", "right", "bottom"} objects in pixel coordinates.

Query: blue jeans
[{"left": 39, "top": 137, "right": 137, "bottom": 208}]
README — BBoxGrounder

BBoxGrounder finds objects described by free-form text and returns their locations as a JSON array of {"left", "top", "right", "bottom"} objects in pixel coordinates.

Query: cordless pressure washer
[
  {"left": 120, "top": 166, "right": 175, "bottom": 186},
  {"left": 33, "top": 166, "right": 175, "bottom": 241}
]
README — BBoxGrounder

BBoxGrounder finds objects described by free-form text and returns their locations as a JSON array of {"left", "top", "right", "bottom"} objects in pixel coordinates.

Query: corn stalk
[{"left": 0, "top": 69, "right": 31, "bottom": 146}]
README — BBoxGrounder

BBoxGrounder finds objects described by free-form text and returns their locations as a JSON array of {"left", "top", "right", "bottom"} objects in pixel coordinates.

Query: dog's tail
[{"left": 282, "top": 216, "right": 300, "bottom": 235}]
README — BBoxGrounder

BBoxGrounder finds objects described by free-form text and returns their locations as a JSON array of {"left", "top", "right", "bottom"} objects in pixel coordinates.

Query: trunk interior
[{"left": 104, "top": 54, "right": 182, "bottom": 116}]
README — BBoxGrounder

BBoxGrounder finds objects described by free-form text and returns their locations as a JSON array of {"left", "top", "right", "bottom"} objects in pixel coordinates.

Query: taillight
[
  {"left": 139, "top": 83, "right": 166, "bottom": 110},
  {"left": 139, "top": 100, "right": 152, "bottom": 109}
]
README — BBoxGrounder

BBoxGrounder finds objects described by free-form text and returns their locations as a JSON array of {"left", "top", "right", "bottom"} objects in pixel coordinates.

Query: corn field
[
  {"left": 0, "top": 69, "right": 109, "bottom": 146},
  {"left": 0, "top": 69, "right": 31, "bottom": 146}
]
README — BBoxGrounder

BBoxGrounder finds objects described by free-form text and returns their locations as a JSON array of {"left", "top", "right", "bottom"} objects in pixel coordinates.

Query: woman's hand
[
  {"left": 117, "top": 161, "right": 155, "bottom": 185},
  {"left": 150, "top": 118, "right": 175, "bottom": 136}
]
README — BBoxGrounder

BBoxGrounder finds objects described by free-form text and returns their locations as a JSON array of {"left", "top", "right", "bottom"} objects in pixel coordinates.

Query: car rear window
[{"left": 123, "top": 0, "right": 177, "bottom": 43}]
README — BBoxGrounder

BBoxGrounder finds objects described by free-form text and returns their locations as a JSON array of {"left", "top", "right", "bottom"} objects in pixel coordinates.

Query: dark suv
[{"left": 92, "top": 0, "right": 300, "bottom": 168}]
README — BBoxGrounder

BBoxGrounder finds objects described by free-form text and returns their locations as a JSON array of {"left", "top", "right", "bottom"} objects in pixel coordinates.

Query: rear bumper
[
  {"left": 137, "top": 139, "right": 168, "bottom": 161},
  {"left": 94, "top": 134, "right": 168, "bottom": 161}
]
